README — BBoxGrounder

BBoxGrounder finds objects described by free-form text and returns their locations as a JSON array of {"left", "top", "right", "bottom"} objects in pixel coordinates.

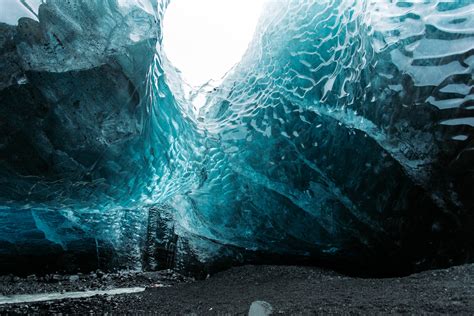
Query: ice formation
[{"left": 0, "top": 0, "right": 473, "bottom": 275}]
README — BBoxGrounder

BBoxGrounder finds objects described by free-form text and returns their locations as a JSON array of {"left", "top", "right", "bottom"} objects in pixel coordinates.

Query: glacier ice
[{"left": 0, "top": 0, "right": 473, "bottom": 276}]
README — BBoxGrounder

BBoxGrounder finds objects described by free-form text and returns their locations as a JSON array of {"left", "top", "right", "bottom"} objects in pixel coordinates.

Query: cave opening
[{"left": 162, "top": 0, "right": 264, "bottom": 89}]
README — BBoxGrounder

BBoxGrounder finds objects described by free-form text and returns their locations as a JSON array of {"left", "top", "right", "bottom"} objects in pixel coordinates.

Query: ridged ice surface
[{"left": 0, "top": 0, "right": 473, "bottom": 274}]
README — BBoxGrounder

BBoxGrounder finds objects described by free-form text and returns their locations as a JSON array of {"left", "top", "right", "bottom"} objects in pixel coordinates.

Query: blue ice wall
[
  {"left": 0, "top": 0, "right": 473, "bottom": 274},
  {"left": 0, "top": 0, "right": 203, "bottom": 271},
  {"left": 184, "top": 0, "right": 474, "bottom": 270}
]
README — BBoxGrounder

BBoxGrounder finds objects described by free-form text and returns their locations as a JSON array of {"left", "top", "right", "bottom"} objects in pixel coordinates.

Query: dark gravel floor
[
  {"left": 0, "top": 269, "right": 192, "bottom": 296},
  {"left": 1, "top": 264, "right": 474, "bottom": 314}
]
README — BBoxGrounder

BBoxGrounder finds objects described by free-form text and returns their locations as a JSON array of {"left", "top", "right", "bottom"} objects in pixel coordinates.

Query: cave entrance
[{"left": 162, "top": 0, "right": 265, "bottom": 90}]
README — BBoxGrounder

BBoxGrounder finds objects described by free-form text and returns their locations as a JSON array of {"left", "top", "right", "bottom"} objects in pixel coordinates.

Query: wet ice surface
[{"left": 0, "top": 0, "right": 473, "bottom": 275}]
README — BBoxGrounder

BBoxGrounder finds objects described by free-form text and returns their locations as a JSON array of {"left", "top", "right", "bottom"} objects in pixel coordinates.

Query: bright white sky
[{"left": 163, "top": 0, "right": 265, "bottom": 87}]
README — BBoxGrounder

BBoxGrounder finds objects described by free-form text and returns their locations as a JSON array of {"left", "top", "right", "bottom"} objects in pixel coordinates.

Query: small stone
[
  {"left": 249, "top": 301, "right": 273, "bottom": 316},
  {"left": 26, "top": 275, "right": 36, "bottom": 281},
  {"left": 69, "top": 275, "right": 80, "bottom": 282}
]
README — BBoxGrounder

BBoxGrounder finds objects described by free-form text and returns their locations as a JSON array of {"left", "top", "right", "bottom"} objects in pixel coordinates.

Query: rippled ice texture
[{"left": 0, "top": 0, "right": 473, "bottom": 274}]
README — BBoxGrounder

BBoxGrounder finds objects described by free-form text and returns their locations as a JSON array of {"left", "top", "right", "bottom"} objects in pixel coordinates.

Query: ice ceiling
[{"left": 0, "top": 0, "right": 473, "bottom": 276}]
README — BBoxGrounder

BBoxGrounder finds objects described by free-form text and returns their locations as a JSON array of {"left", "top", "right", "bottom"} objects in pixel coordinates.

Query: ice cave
[{"left": 0, "top": 0, "right": 473, "bottom": 279}]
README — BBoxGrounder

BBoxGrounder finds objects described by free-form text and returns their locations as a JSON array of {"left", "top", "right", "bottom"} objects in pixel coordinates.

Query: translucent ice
[{"left": 0, "top": 0, "right": 473, "bottom": 275}]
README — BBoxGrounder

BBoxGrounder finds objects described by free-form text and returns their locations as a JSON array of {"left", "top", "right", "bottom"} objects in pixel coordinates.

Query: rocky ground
[
  {"left": 0, "top": 269, "right": 192, "bottom": 296},
  {"left": 1, "top": 264, "right": 474, "bottom": 314}
]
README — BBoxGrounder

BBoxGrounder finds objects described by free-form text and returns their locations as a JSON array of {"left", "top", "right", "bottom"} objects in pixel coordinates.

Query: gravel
[{"left": 1, "top": 264, "right": 474, "bottom": 314}]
